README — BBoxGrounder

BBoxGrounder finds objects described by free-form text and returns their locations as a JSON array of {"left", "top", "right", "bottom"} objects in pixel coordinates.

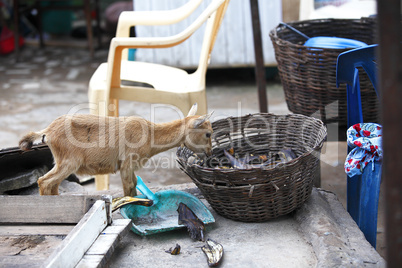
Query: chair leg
[
  {"left": 89, "top": 87, "right": 111, "bottom": 190},
  {"left": 347, "top": 174, "right": 362, "bottom": 224},
  {"left": 94, "top": 98, "right": 119, "bottom": 191},
  {"left": 108, "top": 99, "right": 119, "bottom": 117},
  {"left": 358, "top": 161, "right": 382, "bottom": 248},
  {"left": 347, "top": 161, "right": 382, "bottom": 248},
  {"left": 95, "top": 174, "right": 110, "bottom": 191},
  {"left": 88, "top": 88, "right": 108, "bottom": 118}
]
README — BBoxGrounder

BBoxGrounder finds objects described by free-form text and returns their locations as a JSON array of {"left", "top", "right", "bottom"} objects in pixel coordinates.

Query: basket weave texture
[
  {"left": 269, "top": 18, "right": 379, "bottom": 127},
  {"left": 177, "top": 113, "right": 327, "bottom": 222}
]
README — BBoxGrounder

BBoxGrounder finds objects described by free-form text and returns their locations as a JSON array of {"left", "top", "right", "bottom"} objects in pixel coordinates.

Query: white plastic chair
[{"left": 88, "top": 0, "right": 230, "bottom": 191}]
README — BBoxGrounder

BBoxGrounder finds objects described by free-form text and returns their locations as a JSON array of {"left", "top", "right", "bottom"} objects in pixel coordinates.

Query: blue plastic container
[{"left": 304, "top": 36, "right": 367, "bottom": 49}]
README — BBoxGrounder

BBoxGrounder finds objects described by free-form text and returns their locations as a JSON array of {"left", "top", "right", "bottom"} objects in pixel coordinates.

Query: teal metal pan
[{"left": 120, "top": 176, "right": 215, "bottom": 235}]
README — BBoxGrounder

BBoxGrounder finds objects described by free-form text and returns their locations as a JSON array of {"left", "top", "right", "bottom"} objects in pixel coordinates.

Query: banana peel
[
  {"left": 177, "top": 202, "right": 205, "bottom": 241},
  {"left": 202, "top": 239, "right": 224, "bottom": 267},
  {"left": 112, "top": 196, "right": 153, "bottom": 212},
  {"left": 165, "top": 244, "right": 181, "bottom": 255}
]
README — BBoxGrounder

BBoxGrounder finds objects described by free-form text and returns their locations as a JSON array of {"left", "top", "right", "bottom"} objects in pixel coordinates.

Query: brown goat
[{"left": 19, "top": 104, "right": 213, "bottom": 196}]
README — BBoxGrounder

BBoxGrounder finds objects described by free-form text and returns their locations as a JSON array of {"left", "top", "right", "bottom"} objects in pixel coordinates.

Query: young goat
[{"left": 19, "top": 104, "right": 213, "bottom": 196}]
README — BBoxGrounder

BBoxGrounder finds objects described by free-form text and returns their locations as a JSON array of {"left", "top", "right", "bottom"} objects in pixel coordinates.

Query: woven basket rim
[
  {"left": 177, "top": 113, "right": 327, "bottom": 173},
  {"left": 191, "top": 180, "right": 283, "bottom": 189},
  {"left": 269, "top": 18, "right": 376, "bottom": 51}
]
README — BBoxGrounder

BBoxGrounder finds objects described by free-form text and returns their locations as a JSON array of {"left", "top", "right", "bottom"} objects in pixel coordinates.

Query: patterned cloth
[{"left": 344, "top": 123, "right": 383, "bottom": 177}]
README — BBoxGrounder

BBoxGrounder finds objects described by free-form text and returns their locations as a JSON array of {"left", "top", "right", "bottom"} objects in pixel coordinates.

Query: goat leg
[
  {"left": 37, "top": 164, "right": 74, "bottom": 195},
  {"left": 120, "top": 166, "right": 138, "bottom": 197}
]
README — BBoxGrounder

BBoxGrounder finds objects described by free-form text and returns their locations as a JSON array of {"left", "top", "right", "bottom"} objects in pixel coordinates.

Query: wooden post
[
  {"left": 378, "top": 0, "right": 402, "bottom": 266},
  {"left": 249, "top": 0, "right": 268, "bottom": 113}
]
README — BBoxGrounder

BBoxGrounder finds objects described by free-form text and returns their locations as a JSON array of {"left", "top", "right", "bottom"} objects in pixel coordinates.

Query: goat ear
[
  {"left": 187, "top": 103, "right": 198, "bottom": 117},
  {"left": 193, "top": 111, "right": 214, "bottom": 129},
  {"left": 205, "top": 111, "right": 214, "bottom": 121}
]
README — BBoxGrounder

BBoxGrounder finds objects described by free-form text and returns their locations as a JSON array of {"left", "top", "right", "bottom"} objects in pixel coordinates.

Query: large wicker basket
[
  {"left": 177, "top": 113, "right": 327, "bottom": 222},
  {"left": 269, "top": 18, "right": 379, "bottom": 128}
]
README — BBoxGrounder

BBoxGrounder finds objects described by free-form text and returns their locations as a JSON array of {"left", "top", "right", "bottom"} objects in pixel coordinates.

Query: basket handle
[{"left": 279, "top": 22, "right": 310, "bottom": 40}]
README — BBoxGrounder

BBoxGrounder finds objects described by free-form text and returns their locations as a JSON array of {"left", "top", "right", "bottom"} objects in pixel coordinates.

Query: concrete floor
[{"left": 0, "top": 45, "right": 385, "bottom": 259}]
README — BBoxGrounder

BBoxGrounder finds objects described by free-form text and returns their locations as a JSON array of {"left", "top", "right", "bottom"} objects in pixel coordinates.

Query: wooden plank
[
  {"left": 76, "top": 219, "right": 132, "bottom": 268},
  {"left": 85, "top": 234, "right": 119, "bottom": 256},
  {"left": 0, "top": 195, "right": 111, "bottom": 224},
  {"left": 0, "top": 225, "right": 74, "bottom": 236},
  {"left": 86, "top": 220, "right": 131, "bottom": 257},
  {"left": 0, "top": 195, "right": 88, "bottom": 224},
  {"left": 100, "top": 219, "right": 132, "bottom": 235},
  {"left": 76, "top": 255, "right": 105, "bottom": 268},
  {"left": 42, "top": 200, "right": 108, "bottom": 268}
]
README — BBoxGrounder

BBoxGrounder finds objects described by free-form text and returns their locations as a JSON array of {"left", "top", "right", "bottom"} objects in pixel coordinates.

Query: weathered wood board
[
  {"left": 76, "top": 219, "right": 132, "bottom": 268},
  {"left": 0, "top": 195, "right": 111, "bottom": 224}
]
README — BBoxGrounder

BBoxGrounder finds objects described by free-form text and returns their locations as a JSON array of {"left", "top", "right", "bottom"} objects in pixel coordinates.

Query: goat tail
[{"left": 19, "top": 131, "right": 45, "bottom": 151}]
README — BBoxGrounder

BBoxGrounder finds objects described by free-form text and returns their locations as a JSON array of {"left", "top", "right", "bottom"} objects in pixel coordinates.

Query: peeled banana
[{"left": 201, "top": 239, "right": 224, "bottom": 267}]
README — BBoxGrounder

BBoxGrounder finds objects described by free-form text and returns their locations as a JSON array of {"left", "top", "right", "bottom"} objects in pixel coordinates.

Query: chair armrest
[
  {"left": 116, "top": 0, "right": 203, "bottom": 37},
  {"left": 110, "top": 35, "right": 190, "bottom": 51}
]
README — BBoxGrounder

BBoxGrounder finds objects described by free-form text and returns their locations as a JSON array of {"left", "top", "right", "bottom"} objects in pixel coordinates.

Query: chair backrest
[
  {"left": 336, "top": 44, "right": 378, "bottom": 95},
  {"left": 336, "top": 44, "right": 378, "bottom": 127},
  {"left": 112, "top": 0, "right": 230, "bottom": 83}
]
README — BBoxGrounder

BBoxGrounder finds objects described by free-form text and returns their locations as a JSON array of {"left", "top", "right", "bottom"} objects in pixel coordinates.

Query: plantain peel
[
  {"left": 202, "top": 239, "right": 224, "bottom": 267},
  {"left": 165, "top": 244, "right": 181, "bottom": 255},
  {"left": 111, "top": 196, "right": 153, "bottom": 212},
  {"left": 177, "top": 202, "right": 205, "bottom": 241}
]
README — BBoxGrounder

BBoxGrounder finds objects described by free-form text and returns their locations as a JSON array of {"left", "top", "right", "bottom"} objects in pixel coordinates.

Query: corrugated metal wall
[{"left": 134, "top": 0, "right": 282, "bottom": 68}]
